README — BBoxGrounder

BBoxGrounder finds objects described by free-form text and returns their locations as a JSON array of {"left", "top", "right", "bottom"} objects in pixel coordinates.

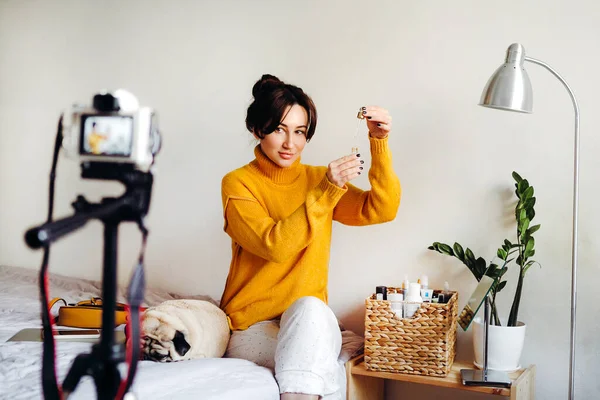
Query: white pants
[{"left": 225, "top": 296, "right": 345, "bottom": 399}]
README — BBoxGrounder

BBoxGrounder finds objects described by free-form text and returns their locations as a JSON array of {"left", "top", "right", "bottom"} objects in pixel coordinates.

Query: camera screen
[{"left": 80, "top": 115, "right": 133, "bottom": 157}]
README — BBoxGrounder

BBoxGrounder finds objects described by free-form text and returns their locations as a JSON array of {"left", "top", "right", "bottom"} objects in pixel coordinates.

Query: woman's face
[{"left": 258, "top": 104, "right": 308, "bottom": 168}]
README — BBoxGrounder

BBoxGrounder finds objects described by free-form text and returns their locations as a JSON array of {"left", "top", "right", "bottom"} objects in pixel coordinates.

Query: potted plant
[{"left": 428, "top": 171, "right": 541, "bottom": 371}]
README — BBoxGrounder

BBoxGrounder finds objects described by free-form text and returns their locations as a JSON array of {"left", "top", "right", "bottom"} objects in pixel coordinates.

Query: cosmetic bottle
[
  {"left": 401, "top": 275, "right": 410, "bottom": 296},
  {"left": 387, "top": 292, "right": 404, "bottom": 318},
  {"left": 419, "top": 275, "right": 429, "bottom": 290},
  {"left": 439, "top": 281, "right": 451, "bottom": 303},
  {"left": 403, "top": 283, "right": 423, "bottom": 318},
  {"left": 376, "top": 286, "right": 387, "bottom": 300},
  {"left": 419, "top": 275, "right": 433, "bottom": 302}
]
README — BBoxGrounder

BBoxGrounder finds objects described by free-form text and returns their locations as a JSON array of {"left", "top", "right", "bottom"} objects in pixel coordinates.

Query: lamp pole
[
  {"left": 523, "top": 56, "right": 580, "bottom": 400},
  {"left": 479, "top": 44, "right": 580, "bottom": 400}
]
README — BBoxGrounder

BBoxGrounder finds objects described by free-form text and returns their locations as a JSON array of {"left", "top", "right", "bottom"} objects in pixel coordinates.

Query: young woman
[{"left": 220, "top": 74, "right": 401, "bottom": 400}]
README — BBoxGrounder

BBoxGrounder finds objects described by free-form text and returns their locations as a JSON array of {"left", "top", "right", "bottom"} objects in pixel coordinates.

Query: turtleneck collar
[{"left": 250, "top": 145, "right": 302, "bottom": 185}]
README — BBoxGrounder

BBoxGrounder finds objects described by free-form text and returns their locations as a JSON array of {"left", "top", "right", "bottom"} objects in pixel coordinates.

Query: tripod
[{"left": 26, "top": 163, "right": 152, "bottom": 399}]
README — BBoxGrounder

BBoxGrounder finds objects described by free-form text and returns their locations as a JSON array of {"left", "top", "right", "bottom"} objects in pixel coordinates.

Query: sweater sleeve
[
  {"left": 222, "top": 174, "right": 347, "bottom": 263},
  {"left": 333, "top": 136, "right": 401, "bottom": 226}
]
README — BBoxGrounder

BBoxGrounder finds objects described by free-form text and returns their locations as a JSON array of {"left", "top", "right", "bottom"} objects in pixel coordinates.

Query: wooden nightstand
[{"left": 345, "top": 355, "right": 536, "bottom": 400}]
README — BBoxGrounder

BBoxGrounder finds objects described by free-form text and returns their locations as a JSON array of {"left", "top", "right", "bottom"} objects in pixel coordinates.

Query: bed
[{"left": 0, "top": 265, "right": 363, "bottom": 400}]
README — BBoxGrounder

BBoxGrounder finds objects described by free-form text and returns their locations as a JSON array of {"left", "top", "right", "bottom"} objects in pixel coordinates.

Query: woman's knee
[
  {"left": 283, "top": 296, "right": 339, "bottom": 329},
  {"left": 288, "top": 296, "right": 328, "bottom": 314}
]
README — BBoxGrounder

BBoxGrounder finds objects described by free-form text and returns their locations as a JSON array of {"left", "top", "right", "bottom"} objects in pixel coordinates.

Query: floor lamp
[{"left": 478, "top": 43, "right": 579, "bottom": 400}]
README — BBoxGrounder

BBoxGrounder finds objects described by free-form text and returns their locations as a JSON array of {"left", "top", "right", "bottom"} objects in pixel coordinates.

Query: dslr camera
[{"left": 62, "top": 89, "right": 161, "bottom": 173}]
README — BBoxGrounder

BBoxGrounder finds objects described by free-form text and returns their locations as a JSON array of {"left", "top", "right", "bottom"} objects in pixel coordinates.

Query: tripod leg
[
  {"left": 62, "top": 353, "right": 94, "bottom": 396},
  {"left": 92, "top": 357, "right": 122, "bottom": 400}
]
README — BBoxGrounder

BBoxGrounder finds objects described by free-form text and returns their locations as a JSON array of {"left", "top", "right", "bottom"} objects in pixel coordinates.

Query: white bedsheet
[
  {"left": 0, "top": 265, "right": 362, "bottom": 400},
  {"left": 0, "top": 266, "right": 279, "bottom": 400}
]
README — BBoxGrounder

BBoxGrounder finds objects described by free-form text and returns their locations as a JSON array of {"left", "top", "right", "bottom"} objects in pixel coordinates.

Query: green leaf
[
  {"left": 524, "top": 249, "right": 535, "bottom": 258},
  {"left": 519, "top": 209, "right": 527, "bottom": 222},
  {"left": 438, "top": 243, "right": 454, "bottom": 255},
  {"left": 524, "top": 197, "right": 536, "bottom": 210},
  {"left": 487, "top": 264, "right": 505, "bottom": 279},
  {"left": 527, "top": 224, "right": 541, "bottom": 235},
  {"left": 523, "top": 186, "right": 534, "bottom": 201},
  {"left": 453, "top": 243, "right": 465, "bottom": 259},
  {"left": 475, "top": 257, "right": 487, "bottom": 277},
  {"left": 497, "top": 248, "right": 508, "bottom": 260},
  {"left": 525, "top": 237, "right": 535, "bottom": 253},
  {"left": 520, "top": 219, "right": 530, "bottom": 238},
  {"left": 465, "top": 248, "right": 476, "bottom": 264},
  {"left": 497, "top": 281, "right": 507, "bottom": 291},
  {"left": 512, "top": 171, "right": 523, "bottom": 183},
  {"left": 486, "top": 265, "right": 498, "bottom": 278},
  {"left": 516, "top": 255, "right": 523, "bottom": 266},
  {"left": 517, "top": 180, "right": 529, "bottom": 196}
]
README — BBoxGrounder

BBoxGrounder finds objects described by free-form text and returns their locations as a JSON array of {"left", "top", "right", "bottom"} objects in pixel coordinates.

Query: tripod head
[{"left": 25, "top": 163, "right": 153, "bottom": 250}]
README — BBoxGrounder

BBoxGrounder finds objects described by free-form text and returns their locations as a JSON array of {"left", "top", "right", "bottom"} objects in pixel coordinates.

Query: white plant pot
[{"left": 472, "top": 317, "right": 526, "bottom": 372}]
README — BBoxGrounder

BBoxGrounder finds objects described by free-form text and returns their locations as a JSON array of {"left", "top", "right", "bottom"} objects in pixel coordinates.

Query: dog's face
[
  {"left": 142, "top": 330, "right": 191, "bottom": 362},
  {"left": 141, "top": 310, "right": 192, "bottom": 362}
]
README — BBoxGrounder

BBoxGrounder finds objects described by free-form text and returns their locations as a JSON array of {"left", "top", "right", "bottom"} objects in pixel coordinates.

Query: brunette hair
[{"left": 246, "top": 74, "right": 317, "bottom": 141}]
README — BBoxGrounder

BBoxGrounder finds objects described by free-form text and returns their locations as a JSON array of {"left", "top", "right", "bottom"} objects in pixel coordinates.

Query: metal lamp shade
[{"left": 479, "top": 43, "right": 533, "bottom": 113}]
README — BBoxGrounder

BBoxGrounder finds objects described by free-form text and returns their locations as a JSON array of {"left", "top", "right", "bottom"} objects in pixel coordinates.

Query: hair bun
[{"left": 252, "top": 74, "right": 283, "bottom": 98}]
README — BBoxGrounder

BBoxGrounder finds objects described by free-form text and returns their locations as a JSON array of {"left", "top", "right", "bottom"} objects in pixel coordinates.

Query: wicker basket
[{"left": 364, "top": 288, "right": 458, "bottom": 377}]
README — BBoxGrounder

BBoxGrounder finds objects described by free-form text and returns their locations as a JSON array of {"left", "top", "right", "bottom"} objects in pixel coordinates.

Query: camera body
[{"left": 62, "top": 91, "right": 161, "bottom": 172}]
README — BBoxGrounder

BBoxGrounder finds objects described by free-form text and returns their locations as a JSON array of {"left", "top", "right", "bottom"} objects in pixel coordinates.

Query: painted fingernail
[
  {"left": 377, "top": 123, "right": 381, "bottom": 126},
  {"left": 362, "top": 110, "right": 367, "bottom": 115},
  {"left": 358, "top": 172, "right": 362, "bottom": 175},
  {"left": 356, "top": 153, "right": 361, "bottom": 157},
  {"left": 359, "top": 166, "right": 363, "bottom": 170},
  {"left": 360, "top": 160, "right": 364, "bottom": 164},
  {"left": 361, "top": 106, "right": 366, "bottom": 110},
  {"left": 367, "top": 116, "right": 372, "bottom": 119}
]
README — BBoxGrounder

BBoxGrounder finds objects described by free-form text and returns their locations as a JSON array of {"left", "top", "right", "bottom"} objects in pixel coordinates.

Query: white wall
[{"left": 1, "top": 1, "right": 599, "bottom": 398}]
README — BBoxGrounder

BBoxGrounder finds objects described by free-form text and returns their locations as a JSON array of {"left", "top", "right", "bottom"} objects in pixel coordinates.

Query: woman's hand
[
  {"left": 361, "top": 106, "right": 392, "bottom": 139},
  {"left": 326, "top": 153, "right": 364, "bottom": 188}
]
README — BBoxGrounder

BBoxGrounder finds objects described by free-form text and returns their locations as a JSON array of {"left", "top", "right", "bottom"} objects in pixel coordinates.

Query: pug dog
[{"left": 141, "top": 299, "right": 230, "bottom": 362}]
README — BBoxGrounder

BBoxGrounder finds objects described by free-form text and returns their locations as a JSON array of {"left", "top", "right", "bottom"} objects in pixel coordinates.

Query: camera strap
[
  {"left": 39, "top": 116, "right": 64, "bottom": 400},
  {"left": 116, "top": 223, "right": 148, "bottom": 399}
]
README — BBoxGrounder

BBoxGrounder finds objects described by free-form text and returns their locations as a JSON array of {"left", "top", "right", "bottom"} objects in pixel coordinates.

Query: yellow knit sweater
[{"left": 220, "top": 136, "right": 401, "bottom": 330}]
